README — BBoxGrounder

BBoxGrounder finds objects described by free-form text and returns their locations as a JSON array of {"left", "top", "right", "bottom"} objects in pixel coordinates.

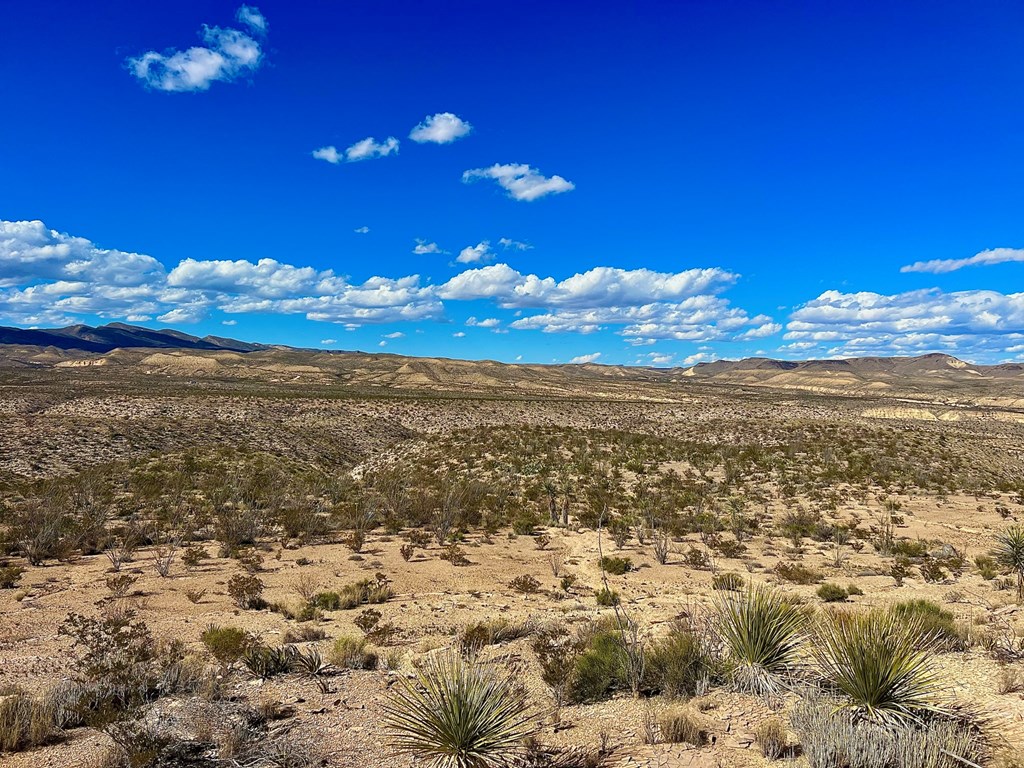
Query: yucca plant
[
  {"left": 813, "top": 609, "right": 944, "bottom": 725},
  {"left": 715, "top": 584, "right": 806, "bottom": 696},
  {"left": 993, "top": 525, "right": 1024, "bottom": 600},
  {"left": 383, "top": 653, "right": 536, "bottom": 768}
]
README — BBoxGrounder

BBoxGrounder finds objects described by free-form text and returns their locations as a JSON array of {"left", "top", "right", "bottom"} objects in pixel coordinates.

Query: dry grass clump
[
  {"left": 657, "top": 708, "right": 708, "bottom": 745},
  {"left": 328, "top": 635, "right": 378, "bottom": 670},
  {"left": 0, "top": 688, "right": 57, "bottom": 752},
  {"left": 753, "top": 717, "right": 787, "bottom": 759},
  {"left": 459, "top": 617, "right": 537, "bottom": 654}
]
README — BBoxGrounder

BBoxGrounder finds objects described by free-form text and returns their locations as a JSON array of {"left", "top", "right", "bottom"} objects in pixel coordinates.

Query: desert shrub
[
  {"left": 817, "top": 583, "right": 849, "bottom": 602},
  {"left": 919, "top": 560, "right": 947, "bottom": 584},
  {"left": 183, "top": 588, "right": 206, "bottom": 604},
  {"left": 282, "top": 625, "right": 327, "bottom": 644},
  {"left": 682, "top": 547, "right": 711, "bottom": 570},
  {"left": 383, "top": 653, "right": 536, "bottom": 766},
  {"left": 353, "top": 608, "right": 397, "bottom": 642},
  {"left": 846, "top": 583, "right": 864, "bottom": 596},
  {"left": 774, "top": 561, "right": 821, "bottom": 585},
  {"left": 509, "top": 575, "right": 541, "bottom": 594},
  {"left": 512, "top": 511, "right": 540, "bottom": 536},
  {"left": 813, "top": 609, "right": 943, "bottom": 724},
  {"left": 0, "top": 688, "right": 57, "bottom": 752},
  {"left": 400, "top": 543, "right": 415, "bottom": 561},
  {"left": 643, "top": 621, "right": 717, "bottom": 697},
  {"left": 531, "top": 626, "right": 585, "bottom": 710},
  {"left": 791, "top": 695, "right": 985, "bottom": 768},
  {"left": 568, "top": 629, "right": 627, "bottom": 704},
  {"left": 997, "top": 666, "right": 1024, "bottom": 694},
  {"left": 891, "top": 539, "right": 930, "bottom": 559},
  {"left": 595, "top": 587, "right": 620, "bottom": 606},
  {"left": 712, "top": 572, "right": 744, "bottom": 591},
  {"left": 890, "top": 555, "right": 913, "bottom": 586},
  {"left": 201, "top": 625, "right": 252, "bottom": 667},
  {"left": 440, "top": 544, "right": 470, "bottom": 566},
  {"left": 715, "top": 585, "right": 806, "bottom": 696},
  {"left": 459, "top": 618, "right": 536, "bottom": 655},
  {"left": 59, "top": 611, "right": 156, "bottom": 690},
  {"left": 180, "top": 545, "right": 207, "bottom": 570},
  {"left": 888, "top": 600, "right": 966, "bottom": 651},
  {"left": 754, "top": 717, "right": 787, "bottom": 759},
  {"left": 658, "top": 708, "right": 708, "bottom": 745},
  {"left": 313, "top": 574, "right": 393, "bottom": 611},
  {"left": 559, "top": 574, "right": 576, "bottom": 592},
  {"left": 599, "top": 556, "right": 633, "bottom": 575},
  {"left": 975, "top": 554, "right": 998, "bottom": 580},
  {"left": 714, "top": 538, "right": 747, "bottom": 558},
  {"left": 328, "top": 635, "right": 378, "bottom": 670},
  {"left": 227, "top": 573, "right": 265, "bottom": 610},
  {"left": 0, "top": 565, "right": 25, "bottom": 589}
]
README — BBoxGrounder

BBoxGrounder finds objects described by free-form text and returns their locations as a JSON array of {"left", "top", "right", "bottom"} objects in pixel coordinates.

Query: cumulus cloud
[
  {"left": 900, "top": 247, "right": 1024, "bottom": 274},
  {"left": 456, "top": 241, "right": 494, "bottom": 264},
  {"left": 320, "top": 338, "right": 336, "bottom": 345},
  {"left": 383, "top": 331, "right": 405, "bottom": 338},
  {"left": 354, "top": 226, "right": 370, "bottom": 234},
  {"left": 499, "top": 238, "right": 532, "bottom": 251},
  {"left": 465, "top": 316, "right": 500, "bottom": 328},
  {"left": 569, "top": 352, "right": 602, "bottom": 364},
  {"left": 784, "top": 287, "right": 1024, "bottom": 359},
  {"left": 127, "top": 6, "right": 266, "bottom": 92},
  {"left": 438, "top": 264, "right": 737, "bottom": 308},
  {"left": 452, "top": 331, "right": 466, "bottom": 338},
  {"left": 413, "top": 240, "right": 445, "bottom": 255},
  {"left": 314, "top": 137, "right": 399, "bottom": 164},
  {"left": 462, "top": 164, "right": 575, "bottom": 202},
  {"left": 409, "top": 112, "right": 473, "bottom": 144},
  {"left": 0, "top": 219, "right": 780, "bottom": 353}
]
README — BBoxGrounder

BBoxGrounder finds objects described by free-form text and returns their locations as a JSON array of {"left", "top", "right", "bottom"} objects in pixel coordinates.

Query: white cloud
[
  {"left": 452, "top": 331, "right": 466, "bottom": 338},
  {"left": 900, "top": 247, "right": 1024, "bottom": 274},
  {"left": 456, "top": 241, "right": 494, "bottom": 264},
  {"left": 438, "top": 264, "right": 737, "bottom": 308},
  {"left": 354, "top": 226, "right": 370, "bottom": 234},
  {"left": 465, "top": 316, "right": 500, "bottom": 328},
  {"left": 498, "top": 238, "right": 532, "bottom": 251},
  {"left": 784, "top": 288, "right": 1024, "bottom": 360},
  {"left": 344, "top": 136, "right": 399, "bottom": 162},
  {"left": 222, "top": 319, "right": 237, "bottom": 326},
  {"left": 378, "top": 340, "right": 387, "bottom": 347},
  {"left": 409, "top": 112, "right": 473, "bottom": 144},
  {"left": 569, "top": 352, "right": 602, "bottom": 364},
  {"left": 383, "top": 331, "right": 404, "bottom": 339},
  {"left": 462, "top": 164, "right": 575, "bottom": 202},
  {"left": 683, "top": 352, "right": 715, "bottom": 366},
  {"left": 642, "top": 352, "right": 675, "bottom": 365},
  {"left": 236, "top": 5, "right": 267, "bottom": 33},
  {"left": 127, "top": 6, "right": 266, "bottom": 92},
  {"left": 314, "top": 137, "right": 399, "bottom": 164},
  {"left": 320, "top": 338, "right": 337, "bottom": 345},
  {"left": 413, "top": 239, "right": 445, "bottom": 255}
]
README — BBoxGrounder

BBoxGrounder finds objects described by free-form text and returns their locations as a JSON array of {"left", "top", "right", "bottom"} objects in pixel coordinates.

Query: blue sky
[{"left": 1, "top": 0, "right": 1023, "bottom": 365}]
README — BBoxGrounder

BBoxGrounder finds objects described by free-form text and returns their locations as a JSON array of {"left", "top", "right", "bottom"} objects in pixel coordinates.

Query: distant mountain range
[
  {"left": 0, "top": 323, "right": 1022, "bottom": 406},
  {"left": 0, "top": 322, "right": 268, "bottom": 354}
]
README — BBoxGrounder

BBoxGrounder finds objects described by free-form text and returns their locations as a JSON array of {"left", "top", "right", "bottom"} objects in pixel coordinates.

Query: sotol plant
[
  {"left": 812, "top": 609, "right": 944, "bottom": 725},
  {"left": 993, "top": 525, "right": 1024, "bottom": 600},
  {"left": 383, "top": 653, "right": 536, "bottom": 768},
  {"left": 715, "top": 584, "right": 806, "bottom": 696}
]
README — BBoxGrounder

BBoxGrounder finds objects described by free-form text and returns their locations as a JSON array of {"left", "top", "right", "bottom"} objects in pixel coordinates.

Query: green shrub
[
  {"left": 599, "top": 556, "right": 633, "bottom": 576},
  {"left": 595, "top": 587, "right": 620, "bottom": 606},
  {"left": 568, "top": 630, "right": 626, "bottom": 703},
  {"left": 644, "top": 622, "right": 717, "bottom": 697},
  {"left": 328, "top": 635, "right": 378, "bottom": 670},
  {"left": 242, "top": 645, "right": 296, "bottom": 679},
  {"left": 715, "top": 585, "right": 806, "bottom": 695},
  {"left": 0, "top": 565, "right": 25, "bottom": 589},
  {"left": 201, "top": 624, "right": 252, "bottom": 666},
  {"left": 774, "top": 562, "right": 821, "bottom": 585},
  {"left": 712, "top": 572, "right": 744, "bottom": 591},
  {"left": 974, "top": 555, "right": 998, "bottom": 580},
  {"left": 888, "top": 600, "right": 966, "bottom": 651},
  {"left": 383, "top": 653, "right": 536, "bottom": 766},
  {"left": 227, "top": 573, "right": 265, "bottom": 610},
  {"left": 846, "top": 583, "right": 864, "bottom": 596},
  {"left": 817, "top": 583, "right": 848, "bottom": 602},
  {"left": 509, "top": 575, "right": 541, "bottom": 594}
]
